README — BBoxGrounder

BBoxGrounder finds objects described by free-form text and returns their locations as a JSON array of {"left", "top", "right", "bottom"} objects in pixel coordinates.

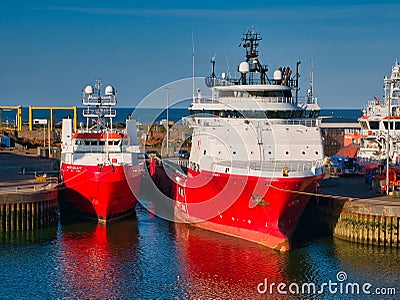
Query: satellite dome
[
  {"left": 105, "top": 85, "right": 115, "bottom": 95},
  {"left": 273, "top": 70, "right": 282, "bottom": 80},
  {"left": 84, "top": 85, "right": 94, "bottom": 95},
  {"left": 239, "top": 61, "right": 250, "bottom": 74}
]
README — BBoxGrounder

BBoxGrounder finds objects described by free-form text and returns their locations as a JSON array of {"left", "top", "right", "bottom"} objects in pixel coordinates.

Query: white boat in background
[{"left": 358, "top": 60, "right": 400, "bottom": 165}]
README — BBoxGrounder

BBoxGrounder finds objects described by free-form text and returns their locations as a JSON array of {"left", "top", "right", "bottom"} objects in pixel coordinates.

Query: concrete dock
[
  {"left": 0, "top": 151, "right": 59, "bottom": 232},
  {"left": 307, "top": 174, "right": 400, "bottom": 248}
]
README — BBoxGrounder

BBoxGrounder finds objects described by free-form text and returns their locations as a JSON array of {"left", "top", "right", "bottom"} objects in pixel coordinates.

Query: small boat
[{"left": 60, "top": 80, "right": 143, "bottom": 222}]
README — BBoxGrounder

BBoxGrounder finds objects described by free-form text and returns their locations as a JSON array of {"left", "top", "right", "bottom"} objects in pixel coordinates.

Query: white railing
[
  {"left": 82, "top": 108, "right": 117, "bottom": 118},
  {"left": 73, "top": 146, "right": 122, "bottom": 153},
  {"left": 269, "top": 119, "right": 317, "bottom": 127},
  {"left": 194, "top": 96, "right": 295, "bottom": 105},
  {"left": 212, "top": 158, "right": 325, "bottom": 173},
  {"left": 82, "top": 96, "right": 116, "bottom": 106}
]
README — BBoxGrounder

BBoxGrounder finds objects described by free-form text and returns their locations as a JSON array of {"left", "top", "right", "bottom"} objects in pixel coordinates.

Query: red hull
[
  {"left": 61, "top": 164, "right": 142, "bottom": 222},
  {"left": 150, "top": 161, "right": 323, "bottom": 251}
]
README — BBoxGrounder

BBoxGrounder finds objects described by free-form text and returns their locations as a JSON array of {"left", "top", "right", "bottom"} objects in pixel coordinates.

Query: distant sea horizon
[{"left": 0, "top": 107, "right": 363, "bottom": 126}]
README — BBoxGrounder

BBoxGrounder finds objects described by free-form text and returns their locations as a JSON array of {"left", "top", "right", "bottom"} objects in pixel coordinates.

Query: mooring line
[{"left": 265, "top": 184, "right": 359, "bottom": 202}]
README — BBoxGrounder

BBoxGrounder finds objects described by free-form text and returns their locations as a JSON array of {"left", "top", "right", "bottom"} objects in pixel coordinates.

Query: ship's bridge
[{"left": 190, "top": 84, "right": 320, "bottom": 119}]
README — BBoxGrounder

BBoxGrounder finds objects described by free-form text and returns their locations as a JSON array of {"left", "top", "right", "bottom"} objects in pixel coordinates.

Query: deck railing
[{"left": 212, "top": 158, "right": 325, "bottom": 173}]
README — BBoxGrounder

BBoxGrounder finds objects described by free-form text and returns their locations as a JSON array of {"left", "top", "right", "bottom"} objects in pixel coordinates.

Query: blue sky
[{"left": 0, "top": 0, "right": 399, "bottom": 109}]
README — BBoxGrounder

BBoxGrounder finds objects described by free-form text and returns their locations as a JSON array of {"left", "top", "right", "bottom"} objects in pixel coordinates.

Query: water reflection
[
  {"left": 0, "top": 204, "right": 398, "bottom": 299},
  {"left": 56, "top": 219, "right": 139, "bottom": 299},
  {"left": 0, "top": 227, "right": 57, "bottom": 245},
  {"left": 173, "top": 223, "right": 293, "bottom": 299}
]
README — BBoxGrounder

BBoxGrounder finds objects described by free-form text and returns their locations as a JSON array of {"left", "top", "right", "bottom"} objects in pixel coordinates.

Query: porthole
[
  {"left": 285, "top": 151, "right": 289, "bottom": 155},
  {"left": 233, "top": 151, "right": 236, "bottom": 155},
  {"left": 315, "top": 151, "right": 319, "bottom": 155},
  {"left": 302, "top": 151, "right": 306, "bottom": 155},
  {"left": 268, "top": 151, "right": 272, "bottom": 155}
]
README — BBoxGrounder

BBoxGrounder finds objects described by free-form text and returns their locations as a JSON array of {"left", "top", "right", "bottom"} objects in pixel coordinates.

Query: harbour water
[
  {"left": 1, "top": 106, "right": 398, "bottom": 299},
  {"left": 0, "top": 203, "right": 399, "bottom": 299}
]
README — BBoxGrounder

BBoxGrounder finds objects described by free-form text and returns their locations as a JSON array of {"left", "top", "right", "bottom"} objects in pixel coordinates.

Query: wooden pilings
[
  {"left": 0, "top": 186, "right": 58, "bottom": 232},
  {"left": 334, "top": 211, "right": 399, "bottom": 248},
  {"left": 306, "top": 193, "right": 400, "bottom": 249}
]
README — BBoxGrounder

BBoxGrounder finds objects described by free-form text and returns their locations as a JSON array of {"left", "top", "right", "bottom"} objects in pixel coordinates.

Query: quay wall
[
  {"left": 306, "top": 176, "right": 400, "bottom": 248},
  {"left": 0, "top": 185, "right": 58, "bottom": 232}
]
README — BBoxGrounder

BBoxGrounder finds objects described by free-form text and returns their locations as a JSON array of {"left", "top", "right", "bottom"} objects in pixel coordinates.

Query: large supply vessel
[
  {"left": 149, "top": 29, "right": 325, "bottom": 251},
  {"left": 60, "top": 80, "right": 143, "bottom": 222}
]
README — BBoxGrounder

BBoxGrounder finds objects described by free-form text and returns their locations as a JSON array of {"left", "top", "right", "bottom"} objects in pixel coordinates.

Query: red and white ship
[
  {"left": 60, "top": 80, "right": 143, "bottom": 222},
  {"left": 150, "top": 29, "right": 325, "bottom": 251}
]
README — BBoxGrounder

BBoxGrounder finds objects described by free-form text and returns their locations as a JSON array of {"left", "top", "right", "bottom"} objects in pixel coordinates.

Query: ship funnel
[
  {"left": 239, "top": 61, "right": 250, "bottom": 74},
  {"left": 105, "top": 85, "right": 115, "bottom": 95},
  {"left": 84, "top": 85, "right": 94, "bottom": 95}
]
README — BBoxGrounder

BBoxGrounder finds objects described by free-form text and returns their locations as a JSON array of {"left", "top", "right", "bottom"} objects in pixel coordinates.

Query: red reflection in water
[
  {"left": 57, "top": 220, "right": 138, "bottom": 299},
  {"left": 173, "top": 223, "right": 291, "bottom": 299}
]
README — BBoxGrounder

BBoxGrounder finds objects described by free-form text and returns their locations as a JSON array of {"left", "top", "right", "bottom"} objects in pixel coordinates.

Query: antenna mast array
[{"left": 82, "top": 79, "right": 117, "bottom": 132}]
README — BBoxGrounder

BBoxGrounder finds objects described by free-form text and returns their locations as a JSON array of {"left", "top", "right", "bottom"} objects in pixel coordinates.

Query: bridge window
[
  {"left": 360, "top": 121, "right": 368, "bottom": 130},
  {"left": 190, "top": 109, "right": 318, "bottom": 119},
  {"left": 383, "top": 121, "right": 400, "bottom": 130},
  {"left": 248, "top": 90, "right": 292, "bottom": 98},
  {"left": 369, "top": 121, "right": 379, "bottom": 130}
]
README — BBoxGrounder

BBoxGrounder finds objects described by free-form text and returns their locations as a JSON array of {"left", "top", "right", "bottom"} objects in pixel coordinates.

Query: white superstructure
[
  {"left": 187, "top": 30, "right": 325, "bottom": 179},
  {"left": 61, "top": 80, "right": 140, "bottom": 168},
  {"left": 358, "top": 60, "right": 400, "bottom": 164}
]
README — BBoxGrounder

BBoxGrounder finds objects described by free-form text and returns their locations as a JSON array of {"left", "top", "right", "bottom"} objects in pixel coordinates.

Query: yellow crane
[
  {"left": 28, "top": 106, "right": 77, "bottom": 131},
  {"left": 0, "top": 106, "right": 22, "bottom": 131}
]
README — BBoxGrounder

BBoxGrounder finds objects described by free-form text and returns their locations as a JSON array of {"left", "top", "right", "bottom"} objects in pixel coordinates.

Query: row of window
[
  {"left": 360, "top": 120, "right": 400, "bottom": 130},
  {"left": 218, "top": 90, "right": 292, "bottom": 98},
  {"left": 74, "top": 139, "right": 122, "bottom": 146},
  {"left": 189, "top": 109, "right": 320, "bottom": 119}
]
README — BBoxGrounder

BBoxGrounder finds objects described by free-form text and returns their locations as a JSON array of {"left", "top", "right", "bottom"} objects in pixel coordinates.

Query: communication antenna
[
  {"left": 211, "top": 54, "right": 216, "bottom": 85},
  {"left": 224, "top": 51, "right": 231, "bottom": 79},
  {"left": 308, "top": 36, "right": 316, "bottom": 104},
  {"left": 310, "top": 57, "right": 314, "bottom": 98},
  {"left": 192, "top": 30, "right": 195, "bottom": 101}
]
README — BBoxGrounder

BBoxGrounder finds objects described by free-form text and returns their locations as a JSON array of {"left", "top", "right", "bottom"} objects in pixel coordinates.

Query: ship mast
[
  {"left": 240, "top": 29, "right": 268, "bottom": 85},
  {"left": 82, "top": 79, "right": 117, "bottom": 133}
]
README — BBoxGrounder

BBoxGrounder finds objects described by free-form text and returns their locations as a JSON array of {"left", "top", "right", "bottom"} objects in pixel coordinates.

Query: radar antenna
[{"left": 240, "top": 29, "right": 268, "bottom": 84}]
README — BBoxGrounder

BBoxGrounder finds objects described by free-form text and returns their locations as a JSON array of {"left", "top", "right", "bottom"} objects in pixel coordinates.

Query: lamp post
[
  {"left": 384, "top": 75, "right": 392, "bottom": 195},
  {"left": 165, "top": 85, "right": 172, "bottom": 157}
]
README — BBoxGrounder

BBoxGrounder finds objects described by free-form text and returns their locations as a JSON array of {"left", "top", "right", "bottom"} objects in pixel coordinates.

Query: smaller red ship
[{"left": 60, "top": 80, "right": 143, "bottom": 222}]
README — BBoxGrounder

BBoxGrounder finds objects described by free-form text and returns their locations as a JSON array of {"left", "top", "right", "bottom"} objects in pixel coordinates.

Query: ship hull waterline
[
  {"left": 61, "top": 164, "right": 142, "bottom": 223},
  {"left": 149, "top": 161, "right": 324, "bottom": 251}
]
